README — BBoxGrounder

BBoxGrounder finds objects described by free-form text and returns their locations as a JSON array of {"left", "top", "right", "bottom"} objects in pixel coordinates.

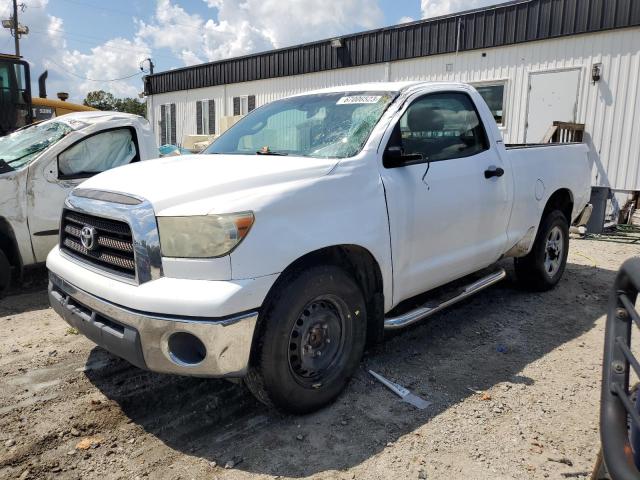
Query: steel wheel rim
[
  {"left": 287, "top": 295, "right": 348, "bottom": 387},
  {"left": 544, "top": 225, "right": 564, "bottom": 277}
]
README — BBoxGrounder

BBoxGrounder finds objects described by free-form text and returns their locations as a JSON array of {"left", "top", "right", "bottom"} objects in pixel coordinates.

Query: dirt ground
[{"left": 0, "top": 237, "right": 638, "bottom": 480}]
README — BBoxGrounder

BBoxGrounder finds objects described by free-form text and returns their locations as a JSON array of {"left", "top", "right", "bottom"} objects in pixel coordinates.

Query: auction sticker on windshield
[{"left": 336, "top": 95, "right": 382, "bottom": 105}]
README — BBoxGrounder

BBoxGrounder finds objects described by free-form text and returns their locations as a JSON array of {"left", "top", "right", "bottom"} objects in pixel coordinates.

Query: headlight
[{"left": 157, "top": 212, "right": 254, "bottom": 258}]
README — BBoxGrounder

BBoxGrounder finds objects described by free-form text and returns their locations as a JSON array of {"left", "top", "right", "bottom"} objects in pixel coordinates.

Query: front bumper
[{"left": 49, "top": 272, "right": 258, "bottom": 377}]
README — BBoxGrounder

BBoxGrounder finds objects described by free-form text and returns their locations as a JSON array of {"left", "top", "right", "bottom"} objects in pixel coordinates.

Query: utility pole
[
  {"left": 12, "top": 0, "right": 19, "bottom": 56},
  {"left": 2, "top": 0, "right": 28, "bottom": 56}
]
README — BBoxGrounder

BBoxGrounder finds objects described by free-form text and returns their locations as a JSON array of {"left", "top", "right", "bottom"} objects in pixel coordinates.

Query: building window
[
  {"left": 160, "top": 103, "right": 176, "bottom": 145},
  {"left": 473, "top": 83, "right": 506, "bottom": 126},
  {"left": 233, "top": 95, "right": 256, "bottom": 116},
  {"left": 196, "top": 99, "right": 216, "bottom": 135}
]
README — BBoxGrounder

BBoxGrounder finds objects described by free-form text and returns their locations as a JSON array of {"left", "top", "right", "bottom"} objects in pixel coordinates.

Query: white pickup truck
[
  {"left": 0, "top": 111, "right": 157, "bottom": 293},
  {"left": 47, "top": 82, "right": 592, "bottom": 413}
]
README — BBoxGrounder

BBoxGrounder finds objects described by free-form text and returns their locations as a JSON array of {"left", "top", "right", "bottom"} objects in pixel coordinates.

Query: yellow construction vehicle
[{"left": 0, "top": 53, "right": 95, "bottom": 135}]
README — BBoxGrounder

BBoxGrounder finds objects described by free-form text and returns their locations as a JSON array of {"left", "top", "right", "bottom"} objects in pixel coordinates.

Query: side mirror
[{"left": 383, "top": 145, "right": 425, "bottom": 168}]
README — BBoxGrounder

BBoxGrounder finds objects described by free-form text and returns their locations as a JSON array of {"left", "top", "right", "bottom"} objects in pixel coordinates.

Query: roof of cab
[
  {"left": 54, "top": 111, "right": 144, "bottom": 122},
  {"left": 31, "top": 111, "right": 149, "bottom": 131},
  {"left": 295, "top": 81, "right": 470, "bottom": 96}
]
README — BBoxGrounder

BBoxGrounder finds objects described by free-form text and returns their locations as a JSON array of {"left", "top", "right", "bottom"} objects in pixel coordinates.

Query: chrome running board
[{"left": 384, "top": 268, "right": 507, "bottom": 330}]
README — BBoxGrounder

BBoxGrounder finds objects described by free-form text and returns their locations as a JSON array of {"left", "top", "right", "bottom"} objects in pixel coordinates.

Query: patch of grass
[{"left": 66, "top": 327, "right": 79, "bottom": 335}]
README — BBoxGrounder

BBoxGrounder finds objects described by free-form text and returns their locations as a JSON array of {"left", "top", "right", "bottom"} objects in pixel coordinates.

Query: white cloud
[
  {"left": 0, "top": 0, "right": 150, "bottom": 102},
  {"left": 180, "top": 50, "right": 204, "bottom": 66},
  {"left": 226, "top": 0, "right": 383, "bottom": 51},
  {"left": 202, "top": 18, "right": 272, "bottom": 60},
  {"left": 0, "top": 0, "right": 386, "bottom": 103},
  {"left": 140, "top": 0, "right": 384, "bottom": 62},
  {"left": 56, "top": 38, "right": 151, "bottom": 98},
  {"left": 0, "top": 0, "right": 66, "bottom": 91},
  {"left": 136, "top": 0, "right": 204, "bottom": 63},
  {"left": 421, "top": 0, "right": 503, "bottom": 18},
  {"left": 398, "top": 16, "right": 415, "bottom": 24}
]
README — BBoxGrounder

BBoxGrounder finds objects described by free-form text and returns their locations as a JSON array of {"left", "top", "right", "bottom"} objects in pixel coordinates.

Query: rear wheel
[
  {"left": 0, "top": 248, "right": 11, "bottom": 297},
  {"left": 244, "top": 265, "right": 367, "bottom": 413},
  {"left": 514, "top": 209, "right": 569, "bottom": 291}
]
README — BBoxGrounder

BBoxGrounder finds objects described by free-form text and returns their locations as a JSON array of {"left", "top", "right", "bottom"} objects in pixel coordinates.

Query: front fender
[{"left": 229, "top": 156, "right": 394, "bottom": 311}]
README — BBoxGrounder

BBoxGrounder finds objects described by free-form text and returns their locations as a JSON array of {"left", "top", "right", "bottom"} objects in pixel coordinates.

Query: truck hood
[{"left": 77, "top": 154, "right": 339, "bottom": 214}]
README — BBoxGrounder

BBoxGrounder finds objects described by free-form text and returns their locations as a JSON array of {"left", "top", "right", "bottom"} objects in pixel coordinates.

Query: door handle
[{"left": 484, "top": 167, "right": 505, "bottom": 179}]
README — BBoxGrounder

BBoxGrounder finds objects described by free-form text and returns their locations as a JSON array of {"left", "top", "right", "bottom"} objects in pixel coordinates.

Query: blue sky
[
  {"left": 0, "top": 0, "right": 500, "bottom": 102},
  {"left": 44, "top": 0, "right": 423, "bottom": 73}
]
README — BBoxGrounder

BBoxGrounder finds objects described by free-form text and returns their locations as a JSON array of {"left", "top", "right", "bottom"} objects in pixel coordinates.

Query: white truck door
[
  {"left": 525, "top": 69, "right": 581, "bottom": 143},
  {"left": 26, "top": 156, "right": 84, "bottom": 263},
  {"left": 380, "top": 91, "right": 510, "bottom": 304},
  {"left": 27, "top": 127, "right": 140, "bottom": 262}
]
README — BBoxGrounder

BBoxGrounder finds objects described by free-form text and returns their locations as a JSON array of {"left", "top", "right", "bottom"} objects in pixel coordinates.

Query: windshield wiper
[
  {"left": 4, "top": 147, "right": 45, "bottom": 165},
  {"left": 255, "top": 149, "right": 288, "bottom": 156}
]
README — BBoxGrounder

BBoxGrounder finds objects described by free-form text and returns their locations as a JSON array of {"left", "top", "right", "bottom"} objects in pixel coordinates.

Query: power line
[
  {"left": 46, "top": 57, "right": 147, "bottom": 82},
  {"left": 58, "top": 0, "right": 205, "bottom": 31},
  {"left": 27, "top": 29, "right": 174, "bottom": 62},
  {"left": 8, "top": 0, "right": 205, "bottom": 66},
  {"left": 1, "top": 36, "right": 11, "bottom": 51},
  {"left": 31, "top": 28, "right": 148, "bottom": 55},
  {"left": 30, "top": 25, "right": 137, "bottom": 46},
  {"left": 58, "top": 0, "right": 148, "bottom": 18},
  {"left": 26, "top": 28, "right": 177, "bottom": 62}
]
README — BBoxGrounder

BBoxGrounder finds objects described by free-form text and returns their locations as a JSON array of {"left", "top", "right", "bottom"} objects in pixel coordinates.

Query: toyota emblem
[{"left": 80, "top": 225, "right": 97, "bottom": 251}]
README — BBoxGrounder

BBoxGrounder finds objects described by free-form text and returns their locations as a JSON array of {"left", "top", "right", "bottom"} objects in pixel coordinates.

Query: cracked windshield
[
  {"left": 205, "top": 92, "right": 395, "bottom": 158},
  {"left": 0, "top": 121, "right": 72, "bottom": 171}
]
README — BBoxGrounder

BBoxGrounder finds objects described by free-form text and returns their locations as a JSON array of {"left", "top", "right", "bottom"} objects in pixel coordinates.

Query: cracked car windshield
[
  {"left": 205, "top": 91, "right": 396, "bottom": 158},
  {"left": 0, "top": 121, "right": 72, "bottom": 171}
]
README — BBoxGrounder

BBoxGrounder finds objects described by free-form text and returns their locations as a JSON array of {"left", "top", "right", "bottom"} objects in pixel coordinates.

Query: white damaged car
[{"left": 0, "top": 111, "right": 157, "bottom": 292}]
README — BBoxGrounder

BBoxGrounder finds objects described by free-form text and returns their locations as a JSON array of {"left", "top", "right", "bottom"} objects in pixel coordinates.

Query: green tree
[
  {"left": 83, "top": 90, "right": 116, "bottom": 110},
  {"left": 83, "top": 90, "right": 146, "bottom": 117},
  {"left": 114, "top": 97, "right": 146, "bottom": 117}
]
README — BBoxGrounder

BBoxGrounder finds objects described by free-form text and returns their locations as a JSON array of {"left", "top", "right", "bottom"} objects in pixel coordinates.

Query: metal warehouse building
[{"left": 144, "top": 0, "right": 640, "bottom": 194}]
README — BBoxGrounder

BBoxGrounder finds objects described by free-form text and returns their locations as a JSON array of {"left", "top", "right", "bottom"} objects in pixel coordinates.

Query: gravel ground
[{"left": 0, "top": 237, "right": 638, "bottom": 480}]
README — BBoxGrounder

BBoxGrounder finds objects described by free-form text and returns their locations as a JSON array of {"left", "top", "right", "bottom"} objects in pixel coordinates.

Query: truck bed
[{"left": 505, "top": 142, "right": 583, "bottom": 149}]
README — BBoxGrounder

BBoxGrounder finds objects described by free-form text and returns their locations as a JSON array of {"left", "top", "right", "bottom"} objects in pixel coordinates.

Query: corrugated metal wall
[
  {"left": 149, "top": 27, "right": 640, "bottom": 190},
  {"left": 389, "top": 28, "right": 640, "bottom": 190},
  {"left": 146, "top": 0, "right": 640, "bottom": 95}
]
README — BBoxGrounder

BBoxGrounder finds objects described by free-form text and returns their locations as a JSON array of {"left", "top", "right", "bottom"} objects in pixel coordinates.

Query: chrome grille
[{"left": 60, "top": 209, "right": 136, "bottom": 279}]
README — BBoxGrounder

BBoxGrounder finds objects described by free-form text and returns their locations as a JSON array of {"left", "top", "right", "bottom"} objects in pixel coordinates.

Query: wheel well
[
  {"left": 544, "top": 189, "right": 573, "bottom": 224},
  {"left": 257, "top": 245, "right": 385, "bottom": 353},
  {"left": 0, "top": 218, "right": 21, "bottom": 272}
]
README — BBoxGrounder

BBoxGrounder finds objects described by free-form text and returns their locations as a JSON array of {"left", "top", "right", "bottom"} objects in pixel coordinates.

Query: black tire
[
  {"left": 244, "top": 265, "right": 367, "bottom": 414},
  {"left": 514, "top": 209, "right": 569, "bottom": 291},
  {"left": 0, "top": 248, "right": 11, "bottom": 297}
]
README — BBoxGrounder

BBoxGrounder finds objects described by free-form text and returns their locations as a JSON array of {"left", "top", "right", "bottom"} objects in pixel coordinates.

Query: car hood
[{"left": 76, "top": 154, "right": 339, "bottom": 214}]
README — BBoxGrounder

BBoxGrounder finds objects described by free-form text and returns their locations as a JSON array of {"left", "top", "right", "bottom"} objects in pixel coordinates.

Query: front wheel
[
  {"left": 514, "top": 209, "right": 569, "bottom": 291},
  {"left": 244, "top": 265, "right": 367, "bottom": 414}
]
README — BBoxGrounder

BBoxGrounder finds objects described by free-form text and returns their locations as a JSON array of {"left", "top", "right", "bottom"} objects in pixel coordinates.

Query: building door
[{"left": 525, "top": 69, "right": 581, "bottom": 143}]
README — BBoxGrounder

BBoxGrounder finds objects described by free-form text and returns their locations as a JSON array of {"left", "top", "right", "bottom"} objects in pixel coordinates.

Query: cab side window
[
  {"left": 395, "top": 92, "right": 489, "bottom": 161},
  {"left": 58, "top": 128, "right": 138, "bottom": 179}
]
